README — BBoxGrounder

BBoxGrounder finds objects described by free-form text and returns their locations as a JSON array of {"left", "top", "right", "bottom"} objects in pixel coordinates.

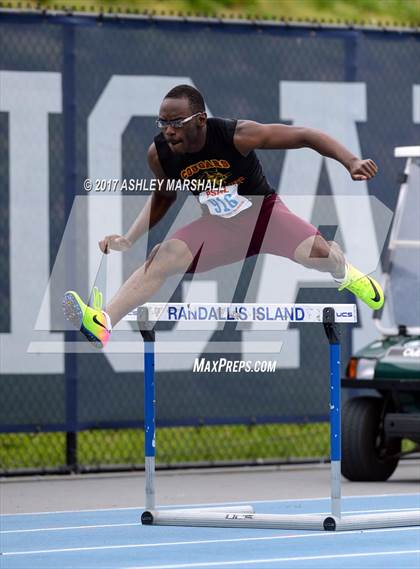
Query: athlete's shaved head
[{"left": 164, "top": 84, "right": 205, "bottom": 114}]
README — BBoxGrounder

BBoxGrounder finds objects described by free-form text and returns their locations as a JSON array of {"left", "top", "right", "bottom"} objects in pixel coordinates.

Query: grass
[
  {"left": 0, "top": 423, "right": 416, "bottom": 471},
  {"left": 0, "top": 423, "right": 331, "bottom": 471},
  {"left": 0, "top": 0, "right": 419, "bottom": 26}
]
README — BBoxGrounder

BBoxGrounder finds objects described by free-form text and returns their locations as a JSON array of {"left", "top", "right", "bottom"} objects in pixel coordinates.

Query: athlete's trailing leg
[{"left": 293, "top": 235, "right": 384, "bottom": 310}]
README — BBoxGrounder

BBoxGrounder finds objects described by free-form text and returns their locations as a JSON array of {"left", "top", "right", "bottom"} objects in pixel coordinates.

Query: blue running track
[{"left": 1, "top": 494, "right": 419, "bottom": 568}]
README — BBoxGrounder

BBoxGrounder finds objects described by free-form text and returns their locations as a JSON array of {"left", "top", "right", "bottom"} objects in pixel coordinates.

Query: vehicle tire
[{"left": 341, "top": 396, "right": 401, "bottom": 481}]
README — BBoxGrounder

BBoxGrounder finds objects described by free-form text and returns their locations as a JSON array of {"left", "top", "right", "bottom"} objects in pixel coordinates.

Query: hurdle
[{"left": 125, "top": 302, "right": 420, "bottom": 532}]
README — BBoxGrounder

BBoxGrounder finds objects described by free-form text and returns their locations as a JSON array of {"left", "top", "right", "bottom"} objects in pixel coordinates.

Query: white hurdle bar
[{"left": 128, "top": 302, "right": 420, "bottom": 532}]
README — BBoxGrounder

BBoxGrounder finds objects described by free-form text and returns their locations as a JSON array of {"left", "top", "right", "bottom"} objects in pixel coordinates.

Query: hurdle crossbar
[{"left": 132, "top": 302, "right": 420, "bottom": 532}]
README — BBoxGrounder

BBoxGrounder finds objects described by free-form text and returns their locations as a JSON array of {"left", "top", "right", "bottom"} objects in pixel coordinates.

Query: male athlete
[{"left": 63, "top": 84, "right": 383, "bottom": 348}]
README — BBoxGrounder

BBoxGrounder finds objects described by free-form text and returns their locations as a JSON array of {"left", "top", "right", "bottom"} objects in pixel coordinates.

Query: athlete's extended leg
[
  {"left": 63, "top": 239, "right": 193, "bottom": 348},
  {"left": 106, "top": 239, "right": 193, "bottom": 325}
]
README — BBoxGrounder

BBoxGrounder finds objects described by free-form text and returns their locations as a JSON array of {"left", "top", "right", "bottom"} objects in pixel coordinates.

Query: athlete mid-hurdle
[{"left": 63, "top": 84, "right": 383, "bottom": 347}]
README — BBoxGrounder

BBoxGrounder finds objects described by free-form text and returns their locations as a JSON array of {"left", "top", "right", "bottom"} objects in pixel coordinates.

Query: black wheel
[{"left": 341, "top": 396, "right": 401, "bottom": 481}]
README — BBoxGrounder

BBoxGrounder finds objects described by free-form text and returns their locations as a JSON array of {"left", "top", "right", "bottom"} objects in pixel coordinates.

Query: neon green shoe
[
  {"left": 62, "top": 287, "right": 111, "bottom": 349},
  {"left": 338, "top": 264, "right": 384, "bottom": 310}
]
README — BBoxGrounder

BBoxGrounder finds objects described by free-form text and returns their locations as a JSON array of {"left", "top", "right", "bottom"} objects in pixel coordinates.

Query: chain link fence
[
  {"left": 0, "top": 423, "right": 333, "bottom": 474},
  {"left": 0, "top": 12, "right": 419, "bottom": 474}
]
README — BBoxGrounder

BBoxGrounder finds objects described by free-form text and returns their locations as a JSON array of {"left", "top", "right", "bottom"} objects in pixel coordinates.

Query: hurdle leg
[
  {"left": 137, "top": 307, "right": 156, "bottom": 511},
  {"left": 323, "top": 308, "right": 341, "bottom": 519},
  {"left": 144, "top": 336, "right": 156, "bottom": 510},
  {"left": 329, "top": 341, "right": 341, "bottom": 519}
]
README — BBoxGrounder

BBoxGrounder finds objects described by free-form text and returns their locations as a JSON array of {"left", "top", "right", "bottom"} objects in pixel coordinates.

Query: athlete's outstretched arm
[
  {"left": 125, "top": 144, "right": 176, "bottom": 242},
  {"left": 233, "top": 120, "right": 378, "bottom": 181},
  {"left": 99, "top": 143, "right": 177, "bottom": 253}
]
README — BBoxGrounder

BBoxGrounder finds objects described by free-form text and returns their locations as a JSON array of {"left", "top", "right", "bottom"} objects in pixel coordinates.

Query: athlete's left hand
[{"left": 348, "top": 158, "right": 378, "bottom": 181}]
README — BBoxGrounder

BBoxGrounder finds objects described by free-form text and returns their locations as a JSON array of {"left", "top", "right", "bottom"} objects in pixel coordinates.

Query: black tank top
[{"left": 154, "top": 118, "right": 275, "bottom": 198}]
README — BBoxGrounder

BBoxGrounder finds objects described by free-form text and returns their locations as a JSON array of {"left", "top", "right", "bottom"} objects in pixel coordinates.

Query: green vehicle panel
[
  {"left": 343, "top": 335, "right": 420, "bottom": 414},
  {"left": 357, "top": 336, "right": 420, "bottom": 379}
]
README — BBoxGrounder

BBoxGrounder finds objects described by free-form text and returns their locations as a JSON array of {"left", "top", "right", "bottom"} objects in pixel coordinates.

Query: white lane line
[
  {"left": 2, "top": 492, "right": 419, "bottom": 516},
  {"left": 123, "top": 550, "right": 420, "bottom": 569},
  {"left": 2, "top": 507, "right": 419, "bottom": 534},
  {"left": 1, "top": 522, "right": 139, "bottom": 534},
  {"left": 3, "top": 526, "right": 419, "bottom": 556}
]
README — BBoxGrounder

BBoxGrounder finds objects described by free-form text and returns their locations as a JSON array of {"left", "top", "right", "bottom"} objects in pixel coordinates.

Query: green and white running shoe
[
  {"left": 338, "top": 264, "right": 384, "bottom": 310},
  {"left": 62, "top": 287, "right": 111, "bottom": 349}
]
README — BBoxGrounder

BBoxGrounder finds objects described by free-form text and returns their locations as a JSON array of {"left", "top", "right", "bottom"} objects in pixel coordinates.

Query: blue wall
[{"left": 0, "top": 14, "right": 419, "bottom": 432}]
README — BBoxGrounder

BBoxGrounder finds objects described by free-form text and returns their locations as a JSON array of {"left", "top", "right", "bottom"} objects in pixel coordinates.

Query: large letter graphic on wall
[
  {"left": 414, "top": 85, "right": 420, "bottom": 124},
  {"left": 0, "top": 72, "right": 63, "bottom": 374},
  {"left": 244, "top": 82, "right": 389, "bottom": 364},
  {"left": 88, "top": 76, "right": 218, "bottom": 371}
]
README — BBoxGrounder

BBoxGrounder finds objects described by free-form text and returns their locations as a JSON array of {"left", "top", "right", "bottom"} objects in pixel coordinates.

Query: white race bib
[{"left": 198, "top": 184, "right": 252, "bottom": 218}]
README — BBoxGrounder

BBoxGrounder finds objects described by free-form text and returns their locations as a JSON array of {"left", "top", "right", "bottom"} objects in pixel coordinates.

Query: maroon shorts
[{"left": 170, "top": 194, "right": 319, "bottom": 273}]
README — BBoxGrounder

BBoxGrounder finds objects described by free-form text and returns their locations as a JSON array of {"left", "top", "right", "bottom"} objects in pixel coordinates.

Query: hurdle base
[
  {"left": 141, "top": 504, "right": 255, "bottom": 526},
  {"left": 141, "top": 509, "right": 420, "bottom": 532}
]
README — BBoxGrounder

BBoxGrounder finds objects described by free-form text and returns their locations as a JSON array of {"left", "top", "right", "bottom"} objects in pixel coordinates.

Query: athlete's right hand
[{"left": 99, "top": 234, "right": 133, "bottom": 254}]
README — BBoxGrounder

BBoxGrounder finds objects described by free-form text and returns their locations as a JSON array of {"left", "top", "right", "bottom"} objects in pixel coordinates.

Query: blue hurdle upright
[{"left": 127, "top": 302, "right": 420, "bottom": 531}]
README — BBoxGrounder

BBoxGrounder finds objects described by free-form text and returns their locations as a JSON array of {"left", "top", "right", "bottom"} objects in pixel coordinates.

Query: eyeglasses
[{"left": 156, "top": 112, "right": 203, "bottom": 129}]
